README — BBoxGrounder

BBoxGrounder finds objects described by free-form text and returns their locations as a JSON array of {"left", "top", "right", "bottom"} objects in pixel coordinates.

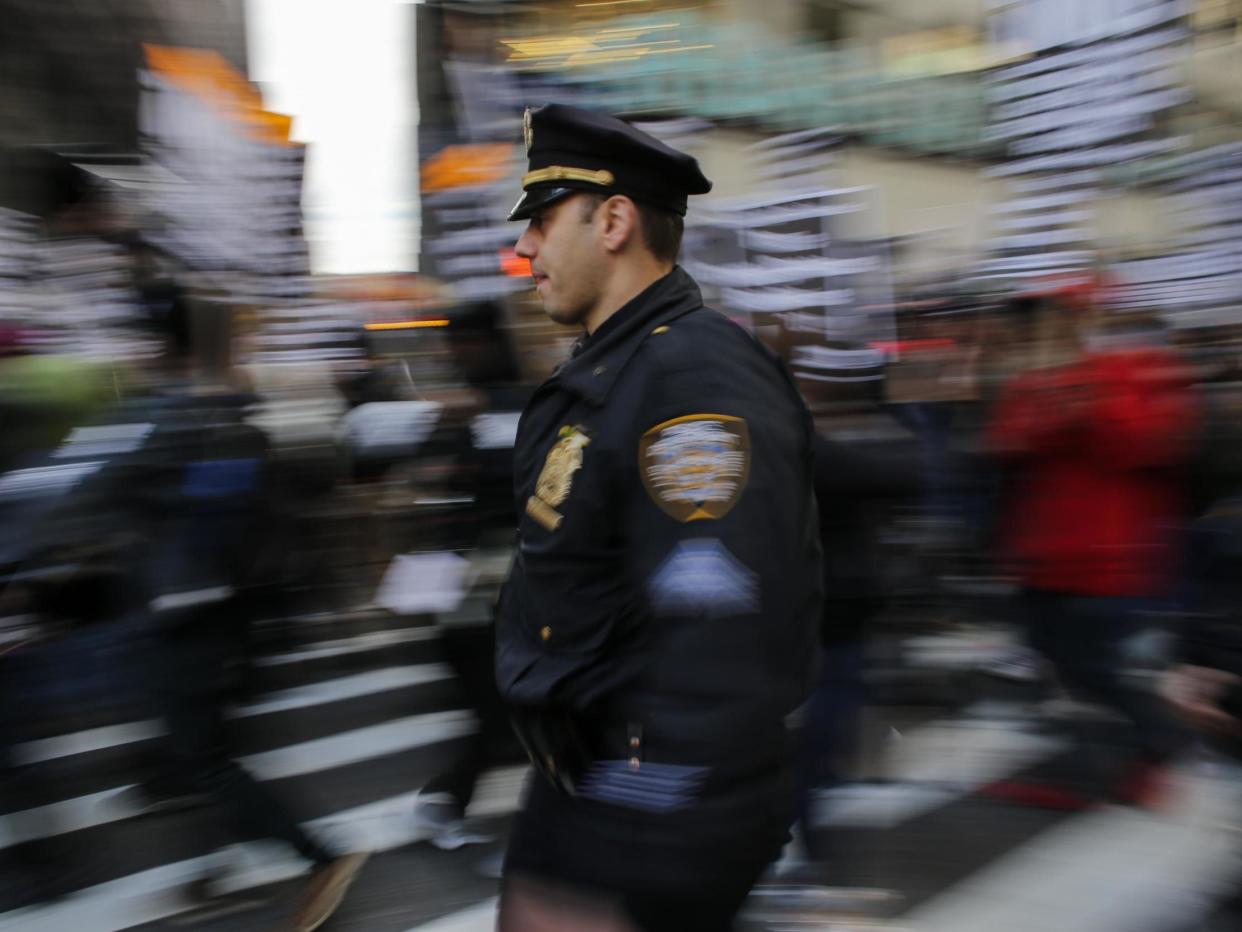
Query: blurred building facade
[
  {"left": 411, "top": 0, "right": 1242, "bottom": 322},
  {"left": 0, "top": 0, "right": 248, "bottom": 151}
]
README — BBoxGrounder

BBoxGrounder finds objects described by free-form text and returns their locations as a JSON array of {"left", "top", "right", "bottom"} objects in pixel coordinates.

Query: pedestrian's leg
[
  {"left": 1056, "top": 598, "right": 1184, "bottom": 762},
  {"left": 422, "top": 625, "right": 503, "bottom": 814},
  {"left": 793, "top": 641, "right": 862, "bottom": 863},
  {"left": 1020, "top": 590, "right": 1060, "bottom": 671},
  {"left": 792, "top": 712, "right": 820, "bottom": 863},
  {"left": 156, "top": 641, "right": 336, "bottom": 867},
  {"left": 0, "top": 650, "right": 83, "bottom": 903},
  {"left": 821, "top": 641, "right": 865, "bottom": 786},
  {"left": 990, "top": 591, "right": 1100, "bottom": 804}
]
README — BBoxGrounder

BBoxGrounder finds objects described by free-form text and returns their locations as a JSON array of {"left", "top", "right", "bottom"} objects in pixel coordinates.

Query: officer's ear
[{"left": 597, "top": 195, "right": 641, "bottom": 255}]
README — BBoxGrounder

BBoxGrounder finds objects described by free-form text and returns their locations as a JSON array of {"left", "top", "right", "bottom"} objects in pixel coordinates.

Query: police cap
[{"left": 508, "top": 104, "right": 712, "bottom": 222}]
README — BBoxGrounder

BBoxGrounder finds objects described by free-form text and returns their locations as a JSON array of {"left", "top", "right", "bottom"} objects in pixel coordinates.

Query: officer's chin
[{"left": 543, "top": 304, "right": 587, "bottom": 328}]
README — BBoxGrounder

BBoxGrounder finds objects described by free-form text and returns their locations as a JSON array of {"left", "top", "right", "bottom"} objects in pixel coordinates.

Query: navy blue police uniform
[{"left": 497, "top": 105, "right": 823, "bottom": 932}]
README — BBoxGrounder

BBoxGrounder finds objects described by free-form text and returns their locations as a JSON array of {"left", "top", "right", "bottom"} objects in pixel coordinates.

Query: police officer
[{"left": 496, "top": 104, "right": 823, "bottom": 932}]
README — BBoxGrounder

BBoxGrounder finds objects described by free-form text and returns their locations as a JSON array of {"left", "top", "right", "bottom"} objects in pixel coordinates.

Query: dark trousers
[
  {"left": 145, "top": 625, "right": 332, "bottom": 867},
  {"left": 1021, "top": 590, "right": 1184, "bottom": 768},
  {"left": 619, "top": 880, "right": 764, "bottom": 932},
  {"left": 422, "top": 623, "right": 516, "bottom": 814},
  {"left": 506, "top": 778, "right": 786, "bottom": 932},
  {"left": 0, "top": 648, "right": 88, "bottom": 904},
  {"left": 796, "top": 641, "right": 865, "bottom": 861}
]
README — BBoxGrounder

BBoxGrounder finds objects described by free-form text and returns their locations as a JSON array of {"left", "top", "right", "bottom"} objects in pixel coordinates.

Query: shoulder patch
[{"left": 638, "top": 414, "right": 750, "bottom": 522}]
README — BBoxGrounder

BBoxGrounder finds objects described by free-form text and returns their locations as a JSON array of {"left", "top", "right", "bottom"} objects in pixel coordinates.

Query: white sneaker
[{"left": 413, "top": 794, "right": 493, "bottom": 850}]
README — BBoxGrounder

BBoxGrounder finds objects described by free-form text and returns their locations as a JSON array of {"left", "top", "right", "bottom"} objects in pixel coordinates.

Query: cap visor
[{"left": 508, "top": 186, "right": 576, "bottom": 221}]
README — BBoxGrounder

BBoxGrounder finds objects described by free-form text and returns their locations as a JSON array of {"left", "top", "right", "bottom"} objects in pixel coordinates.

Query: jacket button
[
  {"left": 540, "top": 626, "right": 552, "bottom": 642},
  {"left": 629, "top": 736, "right": 640, "bottom": 749},
  {"left": 546, "top": 756, "right": 557, "bottom": 775},
  {"left": 593, "top": 365, "right": 607, "bottom": 376},
  {"left": 628, "top": 756, "right": 641, "bottom": 771},
  {"left": 652, "top": 325, "right": 670, "bottom": 335}
]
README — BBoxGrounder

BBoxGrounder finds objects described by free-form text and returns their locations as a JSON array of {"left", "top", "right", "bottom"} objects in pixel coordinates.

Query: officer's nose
[{"left": 515, "top": 227, "right": 537, "bottom": 261}]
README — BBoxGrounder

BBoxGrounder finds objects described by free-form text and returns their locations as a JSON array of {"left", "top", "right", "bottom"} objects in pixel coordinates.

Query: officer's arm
[{"left": 625, "top": 329, "right": 821, "bottom": 710}]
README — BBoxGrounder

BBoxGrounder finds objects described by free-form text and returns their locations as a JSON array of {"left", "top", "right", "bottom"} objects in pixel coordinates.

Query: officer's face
[{"left": 515, "top": 195, "right": 607, "bottom": 328}]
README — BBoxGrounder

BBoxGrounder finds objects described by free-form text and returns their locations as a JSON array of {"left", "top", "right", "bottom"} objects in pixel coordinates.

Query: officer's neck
[{"left": 584, "top": 257, "right": 674, "bottom": 336}]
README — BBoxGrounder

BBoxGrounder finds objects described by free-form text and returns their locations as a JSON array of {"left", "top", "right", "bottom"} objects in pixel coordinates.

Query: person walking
[{"left": 494, "top": 104, "right": 823, "bottom": 932}]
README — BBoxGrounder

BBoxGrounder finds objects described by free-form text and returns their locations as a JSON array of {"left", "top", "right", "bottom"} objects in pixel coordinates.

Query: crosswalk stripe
[
  {"left": 255, "top": 627, "right": 438, "bottom": 666},
  {"left": 820, "top": 717, "right": 1066, "bottom": 828},
  {"left": 14, "top": 663, "right": 455, "bottom": 766},
  {"left": 0, "top": 773, "right": 519, "bottom": 932},
  {"left": 14, "top": 722, "right": 163, "bottom": 767},
  {"left": 241, "top": 709, "right": 474, "bottom": 782},
  {"left": 235, "top": 663, "right": 453, "bottom": 717},
  {"left": 0, "top": 709, "right": 477, "bottom": 850},
  {"left": 0, "top": 786, "right": 138, "bottom": 850},
  {"left": 467, "top": 765, "right": 530, "bottom": 819},
  {"left": 903, "top": 763, "right": 1242, "bottom": 932}
]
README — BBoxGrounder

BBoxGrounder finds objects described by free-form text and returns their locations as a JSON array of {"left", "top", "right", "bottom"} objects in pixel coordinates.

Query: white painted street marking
[
  {"left": 14, "top": 664, "right": 453, "bottom": 765},
  {"left": 905, "top": 763, "right": 1242, "bottom": 932},
  {"left": 1, "top": 710, "right": 477, "bottom": 850},
  {"left": 255, "top": 626, "right": 438, "bottom": 666},
  {"left": 237, "top": 663, "right": 452, "bottom": 717}
]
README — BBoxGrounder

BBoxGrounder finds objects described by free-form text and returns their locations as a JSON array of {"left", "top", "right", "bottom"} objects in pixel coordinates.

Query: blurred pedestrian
[
  {"left": 122, "top": 295, "right": 367, "bottom": 931},
  {"left": 495, "top": 104, "right": 822, "bottom": 932},
  {"left": 413, "top": 301, "right": 531, "bottom": 851},
  {"left": 1160, "top": 490, "right": 1242, "bottom": 925},
  {"left": 804, "top": 442, "right": 920, "bottom": 861},
  {"left": 986, "top": 294, "right": 1196, "bottom": 807},
  {"left": 779, "top": 346, "right": 922, "bottom": 871}
]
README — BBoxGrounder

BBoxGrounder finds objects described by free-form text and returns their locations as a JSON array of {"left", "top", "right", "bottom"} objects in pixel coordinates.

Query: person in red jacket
[{"left": 987, "top": 293, "right": 1195, "bottom": 807}]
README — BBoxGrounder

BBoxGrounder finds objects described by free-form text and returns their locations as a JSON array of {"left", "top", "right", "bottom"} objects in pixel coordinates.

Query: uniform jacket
[{"left": 496, "top": 267, "right": 822, "bottom": 826}]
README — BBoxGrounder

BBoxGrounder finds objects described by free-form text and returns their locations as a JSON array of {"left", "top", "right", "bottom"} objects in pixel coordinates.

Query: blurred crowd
[
  {"left": 7, "top": 0, "right": 1242, "bottom": 929},
  {"left": 5, "top": 138, "right": 1242, "bottom": 928}
]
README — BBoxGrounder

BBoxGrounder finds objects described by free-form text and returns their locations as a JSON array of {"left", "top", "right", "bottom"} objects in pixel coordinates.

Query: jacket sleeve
[
  {"left": 1082, "top": 354, "right": 1197, "bottom": 470},
  {"left": 986, "top": 369, "right": 1084, "bottom": 459},
  {"left": 624, "top": 332, "right": 822, "bottom": 711}
]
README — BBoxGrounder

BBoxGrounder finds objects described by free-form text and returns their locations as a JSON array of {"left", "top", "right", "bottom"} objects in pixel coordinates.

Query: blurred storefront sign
[
  {"left": 493, "top": 10, "right": 995, "bottom": 158},
  {"left": 141, "top": 44, "right": 310, "bottom": 305}
]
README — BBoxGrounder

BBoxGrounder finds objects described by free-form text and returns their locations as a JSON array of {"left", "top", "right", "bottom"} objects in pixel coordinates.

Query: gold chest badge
[
  {"left": 523, "top": 108, "right": 534, "bottom": 154},
  {"left": 526, "top": 426, "right": 590, "bottom": 531}
]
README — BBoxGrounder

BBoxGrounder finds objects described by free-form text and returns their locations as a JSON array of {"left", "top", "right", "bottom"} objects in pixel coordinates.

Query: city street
[{"left": 3, "top": 614, "right": 1240, "bottom": 932}]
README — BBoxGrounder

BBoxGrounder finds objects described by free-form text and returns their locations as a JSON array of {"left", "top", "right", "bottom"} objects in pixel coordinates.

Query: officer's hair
[{"left": 579, "top": 194, "right": 684, "bottom": 264}]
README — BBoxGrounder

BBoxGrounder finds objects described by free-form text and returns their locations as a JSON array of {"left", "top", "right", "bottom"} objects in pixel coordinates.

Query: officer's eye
[{"left": 528, "top": 215, "right": 545, "bottom": 232}]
